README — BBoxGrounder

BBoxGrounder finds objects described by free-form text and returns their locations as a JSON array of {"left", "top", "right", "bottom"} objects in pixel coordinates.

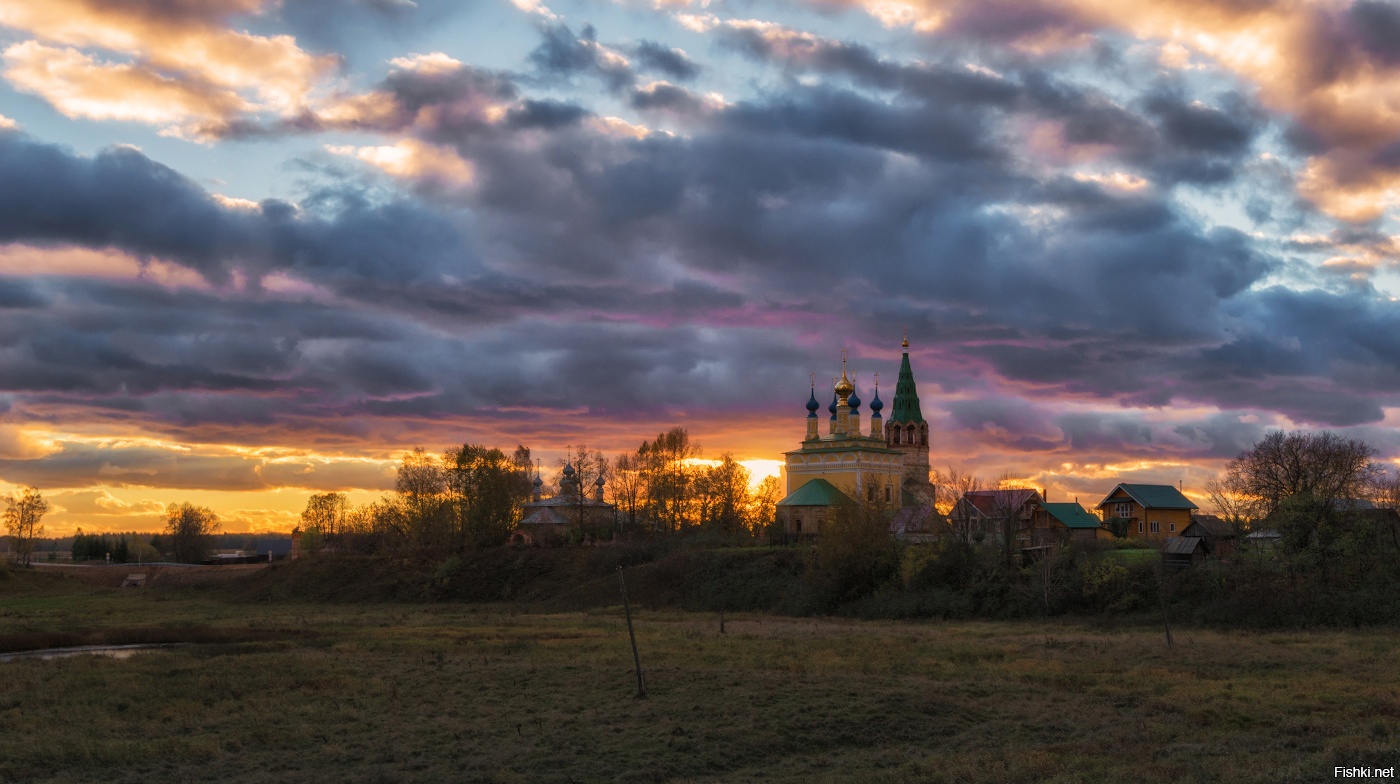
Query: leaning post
[{"left": 618, "top": 566, "right": 647, "bottom": 698}]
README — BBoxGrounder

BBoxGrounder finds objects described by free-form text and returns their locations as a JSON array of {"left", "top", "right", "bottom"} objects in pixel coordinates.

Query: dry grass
[{"left": 0, "top": 577, "right": 1397, "bottom": 782}]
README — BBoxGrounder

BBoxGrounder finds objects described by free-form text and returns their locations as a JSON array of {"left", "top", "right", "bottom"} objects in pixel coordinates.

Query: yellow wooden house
[{"left": 1094, "top": 484, "right": 1197, "bottom": 541}]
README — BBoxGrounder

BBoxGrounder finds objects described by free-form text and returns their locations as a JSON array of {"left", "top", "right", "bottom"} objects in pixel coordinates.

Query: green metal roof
[
  {"left": 777, "top": 478, "right": 853, "bottom": 507},
  {"left": 1097, "top": 483, "right": 1198, "bottom": 510},
  {"left": 1043, "top": 502, "right": 1103, "bottom": 529}
]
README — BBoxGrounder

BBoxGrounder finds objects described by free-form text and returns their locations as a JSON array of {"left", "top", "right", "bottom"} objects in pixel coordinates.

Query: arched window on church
[{"left": 885, "top": 485, "right": 892, "bottom": 503}]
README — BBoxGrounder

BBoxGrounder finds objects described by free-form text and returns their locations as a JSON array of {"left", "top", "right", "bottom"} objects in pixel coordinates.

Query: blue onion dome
[
  {"left": 829, "top": 389, "right": 839, "bottom": 419},
  {"left": 869, "top": 386, "right": 883, "bottom": 414},
  {"left": 562, "top": 462, "right": 575, "bottom": 477},
  {"left": 848, "top": 386, "right": 861, "bottom": 412},
  {"left": 806, "top": 387, "right": 820, "bottom": 414},
  {"left": 595, "top": 475, "right": 605, "bottom": 487},
  {"left": 533, "top": 474, "right": 543, "bottom": 487}
]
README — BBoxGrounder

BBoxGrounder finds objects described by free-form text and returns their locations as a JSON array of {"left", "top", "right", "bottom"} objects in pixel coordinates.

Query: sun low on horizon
[{"left": 4, "top": 0, "right": 1400, "bottom": 535}]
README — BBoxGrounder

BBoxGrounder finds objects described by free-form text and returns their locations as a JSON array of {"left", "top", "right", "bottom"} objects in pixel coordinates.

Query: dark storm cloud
[
  {"left": 630, "top": 41, "right": 700, "bottom": 81},
  {"left": 0, "top": 133, "right": 478, "bottom": 288},
  {"left": 0, "top": 278, "right": 46, "bottom": 309},
  {"left": 528, "top": 23, "right": 636, "bottom": 92}
]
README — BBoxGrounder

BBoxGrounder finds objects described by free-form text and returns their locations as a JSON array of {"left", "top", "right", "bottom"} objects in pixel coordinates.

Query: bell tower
[{"left": 886, "top": 333, "right": 931, "bottom": 503}]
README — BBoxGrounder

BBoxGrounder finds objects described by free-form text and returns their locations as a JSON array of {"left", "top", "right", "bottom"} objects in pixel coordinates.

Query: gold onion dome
[{"left": 834, "top": 372, "right": 853, "bottom": 398}]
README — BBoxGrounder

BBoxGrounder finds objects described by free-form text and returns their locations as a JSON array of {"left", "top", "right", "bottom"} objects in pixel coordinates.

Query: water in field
[{"left": 0, "top": 644, "right": 178, "bottom": 662}]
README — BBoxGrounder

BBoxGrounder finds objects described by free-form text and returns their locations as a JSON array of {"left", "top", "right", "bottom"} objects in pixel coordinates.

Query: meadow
[{"left": 0, "top": 568, "right": 1397, "bottom": 783}]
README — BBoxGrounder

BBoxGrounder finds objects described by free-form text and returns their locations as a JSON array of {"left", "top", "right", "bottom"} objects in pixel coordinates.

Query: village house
[
  {"left": 950, "top": 488, "right": 1046, "bottom": 546},
  {"left": 1041, "top": 501, "right": 1111, "bottom": 545},
  {"left": 1095, "top": 484, "right": 1197, "bottom": 541},
  {"left": 1182, "top": 514, "right": 1239, "bottom": 559}
]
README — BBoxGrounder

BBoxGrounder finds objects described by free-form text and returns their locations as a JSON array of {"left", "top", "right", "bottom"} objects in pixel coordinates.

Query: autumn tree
[
  {"left": 299, "top": 492, "right": 350, "bottom": 549},
  {"left": 749, "top": 475, "right": 782, "bottom": 536},
  {"left": 640, "top": 428, "right": 699, "bottom": 531},
  {"left": 444, "top": 443, "right": 533, "bottom": 548},
  {"left": 695, "top": 454, "right": 751, "bottom": 534},
  {"left": 396, "top": 447, "right": 449, "bottom": 549},
  {"left": 164, "top": 502, "right": 219, "bottom": 563},
  {"left": 4, "top": 487, "right": 48, "bottom": 566}
]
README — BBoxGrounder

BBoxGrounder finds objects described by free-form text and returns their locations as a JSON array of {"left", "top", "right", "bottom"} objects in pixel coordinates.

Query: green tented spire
[{"left": 888, "top": 335, "right": 924, "bottom": 424}]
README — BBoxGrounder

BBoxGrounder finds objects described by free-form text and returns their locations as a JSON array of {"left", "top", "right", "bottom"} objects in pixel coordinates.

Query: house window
[
  {"left": 1138, "top": 521, "right": 1144, "bottom": 533},
  {"left": 1115, "top": 502, "right": 1131, "bottom": 517},
  {"left": 795, "top": 519, "right": 803, "bottom": 534},
  {"left": 1169, "top": 523, "right": 1175, "bottom": 533},
  {"left": 885, "top": 486, "right": 892, "bottom": 503},
  {"left": 867, "top": 485, "right": 875, "bottom": 502},
  {"left": 1150, "top": 521, "right": 1160, "bottom": 534}
]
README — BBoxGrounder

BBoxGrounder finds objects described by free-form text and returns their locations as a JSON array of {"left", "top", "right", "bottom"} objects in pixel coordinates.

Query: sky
[{"left": 5, "top": 0, "right": 1400, "bottom": 534}]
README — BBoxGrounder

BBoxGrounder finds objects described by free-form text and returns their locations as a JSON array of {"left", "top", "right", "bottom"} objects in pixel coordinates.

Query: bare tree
[
  {"left": 1227, "top": 430, "right": 1380, "bottom": 517},
  {"left": 1204, "top": 473, "right": 1259, "bottom": 531},
  {"left": 3, "top": 487, "right": 49, "bottom": 566},
  {"left": 610, "top": 452, "right": 646, "bottom": 530},
  {"left": 1224, "top": 430, "right": 1382, "bottom": 556},
  {"left": 164, "top": 502, "right": 219, "bottom": 563},
  {"left": 936, "top": 467, "right": 983, "bottom": 543}
]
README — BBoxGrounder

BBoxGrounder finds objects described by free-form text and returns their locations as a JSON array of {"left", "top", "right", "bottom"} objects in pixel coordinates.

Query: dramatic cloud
[{"left": 2, "top": 0, "right": 1400, "bottom": 530}]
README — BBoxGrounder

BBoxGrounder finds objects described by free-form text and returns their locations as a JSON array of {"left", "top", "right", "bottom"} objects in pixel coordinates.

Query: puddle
[{"left": 0, "top": 644, "right": 183, "bottom": 662}]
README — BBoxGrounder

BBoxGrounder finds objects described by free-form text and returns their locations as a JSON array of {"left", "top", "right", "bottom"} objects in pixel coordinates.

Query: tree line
[{"left": 296, "top": 428, "right": 785, "bottom": 554}]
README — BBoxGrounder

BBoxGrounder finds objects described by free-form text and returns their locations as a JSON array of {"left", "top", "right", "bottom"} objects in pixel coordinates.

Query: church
[{"left": 775, "top": 336, "right": 936, "bottom": 539}]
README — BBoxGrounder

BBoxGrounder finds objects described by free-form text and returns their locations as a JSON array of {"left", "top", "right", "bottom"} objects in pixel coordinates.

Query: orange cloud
[
  {"left": 0, "top": 0, "right": 336, "bottom": 137},
  {"left": 326, "top": 138, "right": 475, "bottom": 191},
  {"left": 3, "top": 42, "right": 252, "bottom": 126}
]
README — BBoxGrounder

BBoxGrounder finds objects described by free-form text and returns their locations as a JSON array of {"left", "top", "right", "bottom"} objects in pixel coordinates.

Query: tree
[
  {"left": 1222, "top": 430, "right": 1382, "bottom": 556},
  {"left": 4, "top": 487, "right": 48, "bottom": 566},
  {"left": 640, "top": 428, "right": 700, "bottom": 532},
  {"left": 396, "top": 447, "right": 448, "bottom": 549},
  {"left": 164, "top": 503, "right": 219, "bottom": 563},
  {"left": 445, "top": 443, "right": 532, "bottom": 549},
  {"left": 1204, "top": 473, "right": 1259, "bottom": 531},
  {"left": 749, "top": 475, "right": 782, "bottom": 536},
  {"left": 936, "top": 467, "right": 983, "bottom": 544},
  {"left": 610, "top": 452, "right": 647, "bottom": 531},
  {"left": 299, "top": 492, "right": 349, "bottom": 544},
  {"left": 806, "top": 498, "right": 898, "bottom": 608},
  {"left": 696, "top": 455, "right": 751, "bottom": 534}
]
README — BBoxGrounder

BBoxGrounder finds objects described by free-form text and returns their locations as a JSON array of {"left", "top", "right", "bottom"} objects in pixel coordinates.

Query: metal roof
[
  {"left": 1096, "top": 483, "right": 1198, "bottom": 511},
  {"left": 777, "top": 478, "right": 853, "bottom": 507},
  {"left": 1043, "top": 502, "right": 1102, "bottom": 529},
  {"left": 1162, "top": 536, "right": 1204, "bottom": 555}
]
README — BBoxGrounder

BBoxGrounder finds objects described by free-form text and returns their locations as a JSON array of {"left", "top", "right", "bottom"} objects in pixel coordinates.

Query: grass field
[{"left": 1, "top": 569, "right": 1398, "bottom": 783}]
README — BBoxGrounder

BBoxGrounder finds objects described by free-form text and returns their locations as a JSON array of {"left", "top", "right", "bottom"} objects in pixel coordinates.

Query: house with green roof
[
  {"left": 1041, "top": 501, "right": 1111, "bottom": 545},
  {"left": 1095, "top": 484, "right": 1197, "bottom": 541}
]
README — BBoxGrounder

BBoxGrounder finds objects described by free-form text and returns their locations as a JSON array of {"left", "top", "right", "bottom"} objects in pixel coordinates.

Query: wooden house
[
  {"left": 1095, "top": 484, "right": 1197, "bottom": 541},
  {"left": 1182, "top": 514, "right": 1239, "bottom": 559},
  {"left": 951, "top": 488, "right": 1046, "bottom": 546},
  {"left": 1041, "top": 502, "right": 1112, "bottom": 545}
]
